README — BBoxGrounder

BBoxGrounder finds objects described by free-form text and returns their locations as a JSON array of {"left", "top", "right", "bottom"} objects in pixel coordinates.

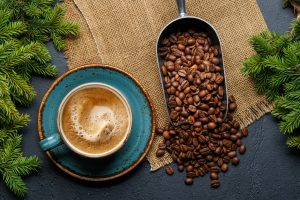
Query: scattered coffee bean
[
  {"left": 158, "top": 143, "right": 166, "bottom": 150},
  {"left": 221, "top": 163, "right": 228, "bottom": 172},
  {"left": 185, "top": 177, "right": 193, "bottom": 185},
  {"left": 239, "top": 145, "right": 246, "bottom": 154},
  {"left": 228, "top": 151, "right": 237, "bottom": 158},
  {"left": 163, "top": 131, "right": 170, "bottom": 140},
  {"left": 210, "top": 172, "right": 218, "bottom": 180},
  {"left": 178, "top": 165, "right": 184, "bottom": 172},
  {"left": 165, "top": 166, "right": 174, "bottom": 175},
  {"left": 231, "top": 157, "right": 240, "bottom": 166},
  {"left": 156, "top": 128, "right": 164, "bottom": 135},
  {"left": 186, "top": 165, "right": 194, "bottom": 172},
  {"left": 241, "top": 127, "right": 249, "bottom": 137},
  {"left": 211, "top": 179, "right": 220, "bottom": 188},
  {"left": 229, "top": 103, "right": 237, "bottom": 112},
  {"left": 156, "top": 149, "right": 166, "bottom": 157},
  {"left": 156, "top": 30, "right": 248, "bottom": 189}
]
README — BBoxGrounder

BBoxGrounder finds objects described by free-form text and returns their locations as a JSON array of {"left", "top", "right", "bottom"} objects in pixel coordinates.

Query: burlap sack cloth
[{"left": 63, "top": 0, "right": 272, "bottom": 170}]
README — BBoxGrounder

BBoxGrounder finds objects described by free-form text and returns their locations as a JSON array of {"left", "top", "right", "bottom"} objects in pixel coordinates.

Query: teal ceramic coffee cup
[{"left": 39, "top": 82, "right": 133, "bottom": 158}]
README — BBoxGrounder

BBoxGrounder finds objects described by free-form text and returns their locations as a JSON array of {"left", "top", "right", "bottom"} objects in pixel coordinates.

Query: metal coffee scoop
[{"left": 155, "top": 0, "right": 228, "bottom": 122}]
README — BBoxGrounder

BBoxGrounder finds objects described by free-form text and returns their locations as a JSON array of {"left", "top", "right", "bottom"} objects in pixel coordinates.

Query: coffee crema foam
[{"left": 61, "top": 87, "right": 129, "bottom": 154}]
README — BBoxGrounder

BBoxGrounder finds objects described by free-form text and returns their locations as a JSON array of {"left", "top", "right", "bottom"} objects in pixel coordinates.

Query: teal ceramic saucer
[{"left": 38, "top": 64, "right": 156, "bottom": 181}]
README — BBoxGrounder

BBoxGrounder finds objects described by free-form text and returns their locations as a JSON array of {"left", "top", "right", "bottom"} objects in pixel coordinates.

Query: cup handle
[{"left": 39, "top": 134, "right": 63, "bottom": 151}]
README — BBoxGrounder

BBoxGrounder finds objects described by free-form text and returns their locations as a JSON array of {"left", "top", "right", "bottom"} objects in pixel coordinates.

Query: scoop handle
[{"left": 176, "top": 0, "right": 186, "bottom": 17}]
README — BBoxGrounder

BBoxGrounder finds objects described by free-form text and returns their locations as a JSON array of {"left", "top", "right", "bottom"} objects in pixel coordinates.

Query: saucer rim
[{"left": 38, "top": 64, "right": 156, "bottom": 181}]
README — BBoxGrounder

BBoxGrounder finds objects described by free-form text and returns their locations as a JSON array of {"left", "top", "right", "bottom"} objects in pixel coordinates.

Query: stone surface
[{"left": 1, "top": 0, "right": 300, "bottom": 199}]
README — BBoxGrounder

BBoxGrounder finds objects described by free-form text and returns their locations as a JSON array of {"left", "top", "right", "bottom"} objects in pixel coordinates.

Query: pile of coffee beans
[{"left": 156, "top": 30, "right": 248, "bottom": 188}]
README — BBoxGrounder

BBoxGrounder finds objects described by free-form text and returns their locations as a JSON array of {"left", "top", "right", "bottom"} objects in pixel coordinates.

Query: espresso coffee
[{"left": 61, "top": 87, "right": 129, "bottom": 154}]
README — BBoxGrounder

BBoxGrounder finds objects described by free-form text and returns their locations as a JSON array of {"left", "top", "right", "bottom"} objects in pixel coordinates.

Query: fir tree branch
[
  {"left": 11, "top": 156, "right": 41, "bottom": 176},
  {"left": 291, "top": 19, "right": 300, "bottom": 41},
  {"left": 0, "top": 95, "right": 26, "bottom": 125},
  {"left": 280, "top": 109, "right": 300, "bottom": 134},
  {"left": 287, "top": 136, "right": 300, "bottom": 149},
  {"left": 3, "top": 170, "right": 27, "bottom": 198},
  {"left": 0, "top": 42, "right": 49, "bottom": 69},
  {"left": 0, "top": 70, "right": 36, "bottom": 105},
  {"left": 30, "top": 64, "right": 57, "bottom": 77},
  {"left": 51, "top": 32, "right": 65, "bottom": 51},
  {"left": 1, "top": 135, "right": 22, "bottom": 161},
  {"left": 241, "top": 55, "right": 264, "bottom": 75},
  {"left": 57, "top": 21, "right": 80, "bottom": 37},
  {"left": 0, "top": 21, "right": 26, "bottom": 43},
  {"left": 250, "top": 32, "right": 279, "bottom": 57}
]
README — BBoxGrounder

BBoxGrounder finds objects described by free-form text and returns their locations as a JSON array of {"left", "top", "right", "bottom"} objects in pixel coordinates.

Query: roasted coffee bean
[
  {"left": 229, "top": 102, "right": 237, "bottom": 112},
  {"left": 236, "top": 132, "right": 243, "bottom": 139},
  {"left": 207, "top": 122, "right": 217, "bottom": 130},
  {"left": 229, "top": 95, "right": 236, "bottom": 102},
  {"left": 185, "top": 177, "right": 194, "bottom": 185},
  {"left": 215, "top": 147, "right": 222, "bottom": 155},
  {"left": 156, "top": 149, "right": 165, "bottom": 157},
  {"left": 211, "top": 57, "right": 220, "bottom": 65},
  {"left": 231, "top": 144, "right": 238, "bottom": 151},
  {"left": 241, "top": 128, "right": 249, "bottom": 137},
  {"left": 223, "top": 156, "right": 230, "bottom": 164},
  {"left": 178, "top": 69, "right": 187, "bottom": 77},
  {"left": 187, "top": 96, "right": 194, "bottom": 104},
  {"left": 187, "top": 172, "right": 196, "bottom": 178},
  {"left": 221, "top": 163, "right": 228, "bottom": 172},
  {"left": 236, "top": 139, "right": 242, "bottom": 146},
  {"left": 188, "top": 105, "right": 197, "bottom": 112},
  {"left": 233, "top": 121, "right": 240, "bottom": 129},
  {"left": 232, "top": 157, "right": 240, "bottom": 166},
  {"left": 217, "top": 158, "right": 223, "bottom": 167},
  {"left": 211, "top": 179, "right": 220, "bottom": 188},
  {"left": 210, "top": 166, "right": 220, "bottom": 173},
  {"left": 223, "top": 139, "right": 232, "bottom": 147},
  {"left": 163, "top": 131, "right": 171, "bottom": 140},
  {"left": 199, "top": 103, "right": 209, "bottom": 111},
  {"left": 239, "top": 145, "right": 246, "bottom": 154},
  {"left": 198, "top": 90, "right": 207, "bottom": 98},
  {"left": 156, "top": 128, "right": 164, "bottom": 135},
  {"left": 230, "top": 135, "right": 237, "bottom": 141},
  {"left": 178, "top": 43, "right": 185, "bottom": 51},
  {"left": 169, "top": 130, "right": 176, "bottom": 135},
  {"left": 158, "top": 143, "right": 166, "bottom": 150},
  {"left": 187, "top": 38, "right": 196, "bottom": 45},
  {"left": 165, "top": 166, "right": 174, "bottom": 175},
  {"left": 186, "top": 165, "right": 194, "bottom": 172},
  {"left": 178, "top": 165, "right": 184, "bottom": 172},
  {"left": 206, "top": 155, "right": 213, "bottom": 161},
  {"left": 208, "top": 107, "right": 215, "bottom": 115},
  {"left": 200, "top": 147, "right": 211, "bottom": 155},
  {"left": 228, "top": 151, "right": 237, "bottom": 158},
  {"left": 210, "top": 172, "right": 218, "bottom": 180}
]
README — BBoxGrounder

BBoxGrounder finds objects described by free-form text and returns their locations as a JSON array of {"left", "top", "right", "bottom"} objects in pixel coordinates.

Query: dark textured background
[{"left": 1, "top": 1, "right": 300, "bottom": 199}]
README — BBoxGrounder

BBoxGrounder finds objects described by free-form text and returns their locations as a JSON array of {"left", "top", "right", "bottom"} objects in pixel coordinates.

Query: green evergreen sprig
[
  {"left": 241, "top": 19, "right": 300, "bottom": 149},
  {"left": 0, "top": 0, "right": 79, "bottom": 50},
  {"left": 0, "top": 0, "right": 79, "bottom": 197}
]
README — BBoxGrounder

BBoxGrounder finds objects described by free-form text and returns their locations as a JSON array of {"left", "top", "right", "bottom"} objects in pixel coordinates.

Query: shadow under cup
[{"left": 39, "top": 82, "right": 133, "bottom": 158}]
